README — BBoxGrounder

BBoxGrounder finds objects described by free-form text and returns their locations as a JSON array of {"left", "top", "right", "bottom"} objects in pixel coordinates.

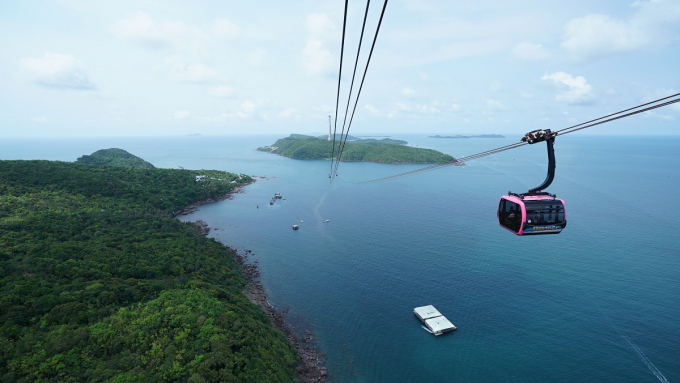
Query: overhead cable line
[
  {"left": 358, "top": 93, "right": 680, "bottom": 185},
  {"left": 334, "top": 0, "right": 372, "bottom": 177},
  {"left": 331, "top": 0, "right": 389, "bottom": 183},
  {"left": 556, "top": 95, "right": 680, "bottom": 136},
  {"left": 330, "top": 0, "right": 349, "bottom": 182},
  {"left": 555, "top": 92, "right": 680, "bottom": 136}
]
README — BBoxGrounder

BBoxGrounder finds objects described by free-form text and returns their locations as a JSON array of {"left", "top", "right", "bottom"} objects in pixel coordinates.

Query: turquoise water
[{"left": 2, "top": 134, "right": 679, "bottom": 382}]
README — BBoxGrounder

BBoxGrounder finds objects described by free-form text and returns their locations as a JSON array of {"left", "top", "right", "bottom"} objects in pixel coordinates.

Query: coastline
[
  {"left": 179, "top": 181, "right": 328, "bottom": 382},
  {"left": 173, "top": 180, "right": 255, "bottom": 217},
  {"left": 234, "top": 250, "right": 328, "bottom": 383}
]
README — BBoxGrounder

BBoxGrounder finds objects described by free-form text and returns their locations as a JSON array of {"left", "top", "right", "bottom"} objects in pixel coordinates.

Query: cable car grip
[{"left": 521, "top": 129, "right": 557, "bottom": 145}]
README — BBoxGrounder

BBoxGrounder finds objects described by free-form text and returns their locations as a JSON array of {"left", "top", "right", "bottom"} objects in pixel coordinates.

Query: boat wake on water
[
  {"left": 598, "top": 306, "right": 670, "bottom": 383},
  {"left": 621, "top": 335, "right": 670, "bottom": 383}
]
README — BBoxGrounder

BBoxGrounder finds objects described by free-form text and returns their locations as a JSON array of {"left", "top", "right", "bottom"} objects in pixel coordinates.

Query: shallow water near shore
[{"left": 3, "top": 134, "right": 679, "bottom": 382}]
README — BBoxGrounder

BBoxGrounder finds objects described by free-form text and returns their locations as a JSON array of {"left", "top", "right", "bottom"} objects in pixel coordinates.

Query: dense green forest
[
  {"left": 76, "top": 148, "right": 156, "bottom": 169},
  {"left": 258, "top": 135, "right": 454, "bottom": 164},
  {"left": 0, "top": 160, "right": 299, "bottom": 382}
]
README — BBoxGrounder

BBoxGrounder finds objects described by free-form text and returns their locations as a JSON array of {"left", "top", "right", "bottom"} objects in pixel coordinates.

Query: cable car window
[
  {"left": 525, "top": 202, "right": 564, "bottom": 225},
  {"left": 499, "top": 199, "right": 522, "bottom": 232}
]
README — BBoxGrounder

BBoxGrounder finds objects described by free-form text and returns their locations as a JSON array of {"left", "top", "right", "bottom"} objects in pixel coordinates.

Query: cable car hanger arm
[{"left": 520, "top": 129, "right": 557, "bottom": 196}]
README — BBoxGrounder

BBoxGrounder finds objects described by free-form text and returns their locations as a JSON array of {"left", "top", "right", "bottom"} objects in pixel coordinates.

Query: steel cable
[
  {"left": 329, "top": 0, "right": 349, "bottom": 181},
  {"left": 335, "top": 0, "right": 372, "bottom": 172},
  {"left": 357, "top": 94, "right": 680, "bottom": 185},
  {"left": 332, "top": 0, "right": 389, "bottom": 183}
]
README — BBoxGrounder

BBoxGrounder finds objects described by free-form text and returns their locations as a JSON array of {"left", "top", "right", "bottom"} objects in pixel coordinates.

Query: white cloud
[
  {"left": 32, "top": 117, "right": 47, "bottom": 123},
  {"left": 486, "top": 98, "right": 507, "bottom": 110},
  {"left": 384, "top": 13, "right": 547, "bottom": 66},
  {"left": 541, "top": 71, "right": 594, "bottom": 104},
  {"left": 114, "top": 11, "right": 188, "bottom": 48},
  {"left": 209, "top": 86, "right": 236, "bottom": 98},
  {"left": 451, "top": 104, "right": 461, "bottom": 111},
  {"left": 561, "top": 1, "right": 680, "bottom": 61},
  {"left": 303, "top": 13, "right": 336, "bottom": 75},
  {"left": 166, "top": 58, "right": 218, "bottom": 82},
  {"left": 416, "top": 105, "right": 440, "bottom": 114},
  {"left": 213, "top": 19, "right": 240, "bottom": 38},
  {"left": 303, "top": 40, "right": 334, "bottom": 76},
  {"left": 561, "top": 14, "right": 646, "bottom": 61},
  {"left": 20, "top": 53, "right": 95, "bottom": 90},
  {"left": 512, "top": 42, "right": 549, "bottom": 61},
  {"left": 402, "top": 88, "right": 417, "bottom": 97},
  {"left": 365, "top": 104, "right": 381, "bottom": 116},
  {"left": 395, "top": 102, "right": 411, "bottom": 111},
  {"left": 241, "top": 101, "right": 256, "bottom": 112},
  {"left": 279, "top": 108, "right": 296, "bottom": 118},
  {"left": 174, "top": 111, "right": 189, "bottom": 119},
  {"left": 306, "top": 13, "right": 336, "bottom": 38}
]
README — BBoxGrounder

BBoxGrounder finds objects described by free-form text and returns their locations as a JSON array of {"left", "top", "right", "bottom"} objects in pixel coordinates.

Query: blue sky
[{"left": 1, "top": 0, "right": 678, "bottom": 137}]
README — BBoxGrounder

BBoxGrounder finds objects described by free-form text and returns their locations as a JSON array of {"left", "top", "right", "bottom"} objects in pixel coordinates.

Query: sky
[{"left": 1, "top": 0, "right": 679, "bottom": 138}]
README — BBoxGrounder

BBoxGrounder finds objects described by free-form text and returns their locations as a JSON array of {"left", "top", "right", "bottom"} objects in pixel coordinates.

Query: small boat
[
  {"left": 324, "top": 219, "right": 330, "bottom": 223},
  {"left": 421, "top": 325, "right": 433, "bottom": 334},
  {"left": 292, "top": 225, "right": 299, "bottom": 230},
  {"left": 274, "top": 193, "right": 282, "bottom": 199},
  {"left": 269, "top": 199, "right": 274, "bottom": 205}
]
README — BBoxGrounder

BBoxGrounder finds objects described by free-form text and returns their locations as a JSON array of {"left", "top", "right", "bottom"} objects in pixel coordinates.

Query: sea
[{"left": 2, "top": 134, "right": 679, "bottom": 382}]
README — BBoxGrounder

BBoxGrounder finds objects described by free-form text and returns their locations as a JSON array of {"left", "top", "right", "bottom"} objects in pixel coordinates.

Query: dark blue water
[{"left": 2, "top": 134, "right": 679, "bottom": 382}]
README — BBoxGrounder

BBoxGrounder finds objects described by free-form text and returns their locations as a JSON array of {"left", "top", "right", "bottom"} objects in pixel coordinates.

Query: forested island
[
  {"left": 0, "top": 149, "right": 304, "bottom": 382},
  {"left": 76, "top": 148, "right": 156, "bottom": 169},
  {"left": 258, "top": 134, "right": 454, "bottom": 164},
  {"left": 428, "top": 134, "right": 505, "bottom": 139}
]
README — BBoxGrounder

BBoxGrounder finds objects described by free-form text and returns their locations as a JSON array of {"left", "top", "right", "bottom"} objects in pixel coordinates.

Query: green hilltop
[
  {"left": 0, "top": 157, "right": 300, "bottom": 381},
  {"left": 76, "top": 148, "right": 156, "bottom": 169},
  {"left": 258, "top": 134, "right": 454, "bottom": 164}
]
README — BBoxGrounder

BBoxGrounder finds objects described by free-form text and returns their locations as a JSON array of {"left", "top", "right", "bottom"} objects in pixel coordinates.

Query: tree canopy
[
  {"left": 76, "top": 148, "right": 156, "bottom": 169},
  {"left": 0, "top": 159, "right": 298, "bottom": 382},
  {"left": 258, "top": 135, "right": 454, "bottom": 164}
]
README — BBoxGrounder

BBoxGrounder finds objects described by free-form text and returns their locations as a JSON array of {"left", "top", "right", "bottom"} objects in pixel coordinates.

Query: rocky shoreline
[
  {"left": 178, "top": 180, "right": 328, "bottom": 382},
  {"left": 234, "top": 250, "right": 328, "bottom": 382},
  {"left": 173, "top": 181, "right": 253, "bottom": 217}
]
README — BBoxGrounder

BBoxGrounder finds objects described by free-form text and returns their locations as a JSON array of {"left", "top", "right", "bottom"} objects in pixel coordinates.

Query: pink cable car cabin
[
  {"left": 498, "top": 195, "right": 566, "bottom": 235},
  {"left": 498, "top": 129, "right": 567, "bottom": 236}
]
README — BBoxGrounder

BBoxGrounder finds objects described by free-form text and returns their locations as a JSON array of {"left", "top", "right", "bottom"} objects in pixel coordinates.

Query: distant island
[
  {"left": 257, "top": 134, "right": 454, "bottom": 164},
  {"left": 76, "top": 148, "right": 156, "bottom": 169},
  {"left": 429, "top": 134, "right": 505, "bottom": 139}
]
